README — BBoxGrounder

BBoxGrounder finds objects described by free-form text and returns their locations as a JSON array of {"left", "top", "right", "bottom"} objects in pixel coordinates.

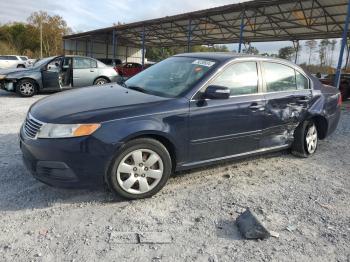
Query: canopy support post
[
  {"left": 90, "top": 38, "right": 93, "bottom": 58},
  {"left": 238, "top": 11, "right": 245, "bottom": 53},
  {"left": 63, "top": 39, "right": 66, "bottom": 55},
  {"left": 334, "top": 0, "right": 350, "bottom": 88},
  {"left": 75, "top": 40, "right": 78, "bottom": 55},
  {"left": 112, "top": 29, "right": 117, "bottom": 60},
  {"left": 187, "top": 18, "right": 192, "bottom": 52},
  {"left": 141, "top": 26, "right": 146, "bottom": 69}
]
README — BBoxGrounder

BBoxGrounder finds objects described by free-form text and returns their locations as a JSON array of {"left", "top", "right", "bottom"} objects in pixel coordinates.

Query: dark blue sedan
[{"left": 20, "top": 53, "right": 341, "bottom": 199}]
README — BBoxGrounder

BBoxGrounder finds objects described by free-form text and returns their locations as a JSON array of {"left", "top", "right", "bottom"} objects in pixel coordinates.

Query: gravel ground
[{"left": 0, "top": 90, "right": 349, "bottom": 262}]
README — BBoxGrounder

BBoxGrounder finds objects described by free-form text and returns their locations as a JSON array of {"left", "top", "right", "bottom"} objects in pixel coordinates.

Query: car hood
[
  {"left": 30, "top": 85, "right": 171, "bottom": 123},
  {"left": 0, "top": 68, "right": 32, "bottom": 75}
]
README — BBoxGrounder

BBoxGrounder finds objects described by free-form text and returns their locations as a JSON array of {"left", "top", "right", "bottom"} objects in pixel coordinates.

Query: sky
[{"left": 0, "top": 0, "right": 344, "bottom": 65}]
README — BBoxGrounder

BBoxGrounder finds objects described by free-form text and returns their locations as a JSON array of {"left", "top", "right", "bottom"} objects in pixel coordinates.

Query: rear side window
[
  {"left": 210, "top": 62, "right": 258, "bottom": 96},
  {"left": 6, "top": 56, "right": 18, "bottom": 60},
  {"left": 263, "top": 62, "right": 296, "bottom": 92},
  {"left": 73, "top": 57, "right": 96, "bottom": 69}
]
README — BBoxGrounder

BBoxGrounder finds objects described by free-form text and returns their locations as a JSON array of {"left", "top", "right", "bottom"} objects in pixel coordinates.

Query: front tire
[
  {"left": 16, "top": 79, "right": 37, "bottom": 97},
  {"left": 107, "top": 138, "right": 172, "bottom": 199},
  {"left": 292, "top": 120, "right": 318, "bottom": 158}
]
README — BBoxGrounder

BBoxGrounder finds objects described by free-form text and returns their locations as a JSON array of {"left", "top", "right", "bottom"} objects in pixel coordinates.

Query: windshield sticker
[{"left": 192, "top": 60, "right": 215, "bottom": 67}]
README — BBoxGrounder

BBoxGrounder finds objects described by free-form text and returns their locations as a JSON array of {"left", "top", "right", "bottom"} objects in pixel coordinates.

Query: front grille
[{"left": 24, "top": 114, "right": 44, "bottom": 139}]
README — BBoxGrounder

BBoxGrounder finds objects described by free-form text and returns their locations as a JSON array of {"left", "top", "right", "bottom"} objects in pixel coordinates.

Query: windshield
[
  {"left": 124, "top": 57, "right": 217, "bottom": 98},
  {"left": 20, "top": 56, "right": 28, "bottom": 61},
  {"left": 33, "top": 57, "right": 57, "bottom": 68}
]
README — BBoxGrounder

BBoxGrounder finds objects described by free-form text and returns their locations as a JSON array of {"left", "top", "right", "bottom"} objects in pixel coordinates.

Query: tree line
[{"left": 0, "top": 11, "right": 71, "bottom": 58}]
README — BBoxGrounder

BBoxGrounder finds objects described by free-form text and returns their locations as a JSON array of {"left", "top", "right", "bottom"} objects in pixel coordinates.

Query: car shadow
[{"left": 173, "top": 149, "right": 292, "bottom": 179}]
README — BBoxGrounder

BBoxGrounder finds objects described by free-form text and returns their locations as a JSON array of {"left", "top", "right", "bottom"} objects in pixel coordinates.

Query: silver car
[{"left": 0, "top": 55, "right": 119, "bottom": 97}]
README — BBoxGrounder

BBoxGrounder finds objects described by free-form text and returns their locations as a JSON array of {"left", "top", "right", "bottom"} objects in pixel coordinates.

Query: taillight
[{"left": 338, "top": 93, "right": 342, "bottom": 106}]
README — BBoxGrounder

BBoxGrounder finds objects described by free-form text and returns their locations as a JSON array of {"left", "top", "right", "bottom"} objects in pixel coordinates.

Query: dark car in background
[
  {"left": 0, "top": 55, "right": 119, "bottom": 97},
  {"left": 319, "top": 73, "right": 350, "bottom": 101},
  {"left": 20, "top": 53, "right": 341, "bottom": 199}
]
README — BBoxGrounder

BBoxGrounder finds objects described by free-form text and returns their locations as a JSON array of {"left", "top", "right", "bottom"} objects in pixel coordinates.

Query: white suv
[{"left": 0, "top": 55, "right": 31, "bottom": 69}]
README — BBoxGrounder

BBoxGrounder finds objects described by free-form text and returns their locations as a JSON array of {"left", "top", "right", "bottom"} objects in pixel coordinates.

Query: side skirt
[{"left": 176, "top": 144, "right": 291, "bottom": 171}]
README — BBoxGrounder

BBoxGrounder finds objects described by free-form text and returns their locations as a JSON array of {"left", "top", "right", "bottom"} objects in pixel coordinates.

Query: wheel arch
[
  {"left": 308, "top": 114, "right": 328, "bottom": 140},
  {"left": 122, "top": 132, "right": 178, "bottom": 170},
  {"left": 93, "top": 75, "right": 111, "bottom": 84},
  {"left": 16, "top": 77, "right": 40, "bottom": 89}
]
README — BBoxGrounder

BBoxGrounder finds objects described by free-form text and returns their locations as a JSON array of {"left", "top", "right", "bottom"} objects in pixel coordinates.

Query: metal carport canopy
[{"left": 63, "top": 0, "right": 349, "bottom": 47}]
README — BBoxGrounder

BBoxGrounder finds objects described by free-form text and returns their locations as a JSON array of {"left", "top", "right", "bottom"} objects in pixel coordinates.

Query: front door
[
  {"left": 73, "top": 57, "right": 98, "bottom": 87},
  {"left": 188, "top": 61, "right": 265, "bottom": 163},
  {"left": 260, "top": 61, "right": 313, "bottom": 148},
  {"left": 41, "top": 57, "right": 62, "bottom": 90}
]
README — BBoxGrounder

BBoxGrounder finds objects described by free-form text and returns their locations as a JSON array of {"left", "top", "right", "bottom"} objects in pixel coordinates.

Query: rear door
[
  {"left": 260, "top": 61, "right": 312, "bottom": 148},
  {"left": 73, "top": 57, "right": 98, "bottom": 87},
  {"left": 188, "top": 61, "right": 265, "bottom": 163}
]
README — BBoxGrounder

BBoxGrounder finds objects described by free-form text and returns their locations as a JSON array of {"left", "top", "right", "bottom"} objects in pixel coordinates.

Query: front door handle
[{"left": 249, "top": 103, "right": 265, "bottom": 111}]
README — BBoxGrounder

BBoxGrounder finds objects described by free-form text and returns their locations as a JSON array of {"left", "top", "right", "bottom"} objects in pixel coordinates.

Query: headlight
[
  {"left": 0, "top": 75, "right": 7, "bottom": 80},
  {"left": 37, "top": 123, "right": 101, "bottom": 138}
]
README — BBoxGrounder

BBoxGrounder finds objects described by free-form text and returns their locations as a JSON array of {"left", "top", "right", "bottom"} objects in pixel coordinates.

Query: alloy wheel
[
  {"left": 96, "top": 79, "right": 106, "bottom": 85},
  {"left": 305, "top": 123, "right": 318, "bottom": 154},
  {"left": 19, "top": 82, "right": 34, "bottom": 96},
  {"left": 116, "top": 149, "right": 164, "bottom": 195}
]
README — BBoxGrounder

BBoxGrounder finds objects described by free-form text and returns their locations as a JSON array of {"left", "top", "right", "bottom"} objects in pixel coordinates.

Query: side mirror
[{"left": 204, "top": 85, "right": 230, "bottom": 99}]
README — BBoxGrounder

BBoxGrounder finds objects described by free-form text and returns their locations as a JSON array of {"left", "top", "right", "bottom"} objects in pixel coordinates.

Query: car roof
[
  {"left": 176, "top": 52, "right": 287, "bottom": 62},
  {"left": 175, "top": 52, "right": 304, "bottom": 71}
]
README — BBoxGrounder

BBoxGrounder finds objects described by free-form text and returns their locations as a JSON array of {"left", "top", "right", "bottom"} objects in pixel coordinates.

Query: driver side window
[
  {"left": 47, "top": 58, "right": 62, "bottom": 72},
  {"left": 210, "top": 62, "right": 259, "bottom": 96}
]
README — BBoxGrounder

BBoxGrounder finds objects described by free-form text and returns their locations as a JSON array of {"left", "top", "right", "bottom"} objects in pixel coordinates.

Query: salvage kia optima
[{"left": 20, "top": 53, "right": 341, "bottom": 199}]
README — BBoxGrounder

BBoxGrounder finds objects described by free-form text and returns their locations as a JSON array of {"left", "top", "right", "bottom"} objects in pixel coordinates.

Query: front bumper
[
  {"left": 20, "top": 126, "right": 121, "bottom": 188},
  {"left": 0, "top": 80, "right": 15, "bottom": 91}
]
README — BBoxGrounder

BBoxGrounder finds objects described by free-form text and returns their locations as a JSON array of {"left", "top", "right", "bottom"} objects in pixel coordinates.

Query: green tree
[
  {"left": 278, "top": 46, "right": 295, "bottom": 60},
  {"left": 27, "top": 11, "right": 72, "bottom": 57},
  {"left": 305, "top": 40, "right": 317, "bottom": 65},
  {"left": 319, "top": 39, "right": 330, "bottom": 68},
  {"left": 243, "top": 45, "right": 259, "bottom": 55}
]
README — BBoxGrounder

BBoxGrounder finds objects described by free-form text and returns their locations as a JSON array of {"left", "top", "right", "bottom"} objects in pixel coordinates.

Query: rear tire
[
  {"left": 107, "top": 138, "right": 172, "bottom": 199},
  {"left": 15, "top": 79, "right": 37, "bottom": 97},
  {"left": 291, "top": 120, "right": 318, "bottom": 158},
  {"left": 93, "top": 77, "right": 109, "bottom": 85}
]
